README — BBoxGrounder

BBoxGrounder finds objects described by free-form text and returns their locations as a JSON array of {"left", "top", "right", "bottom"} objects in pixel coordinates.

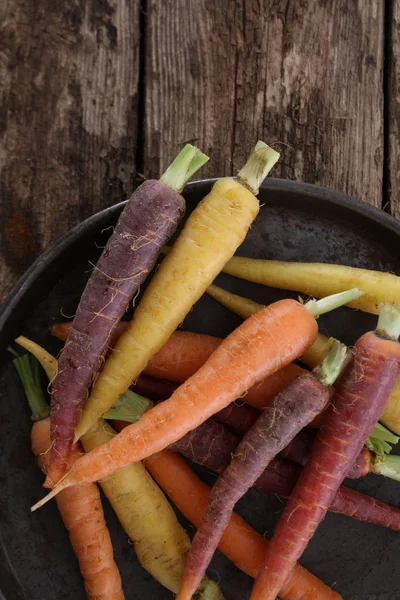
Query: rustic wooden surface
[
  {"left": 0, "top": 0, "right": 394, "bottom": 302},
  {"left": 388, "top": 0, "right": 400, "bottom": 218}
]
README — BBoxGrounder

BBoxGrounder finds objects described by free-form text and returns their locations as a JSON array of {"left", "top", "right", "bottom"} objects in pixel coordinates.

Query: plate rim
[{"left": 1, "top": 178, "right": 399, "bottom": 335}]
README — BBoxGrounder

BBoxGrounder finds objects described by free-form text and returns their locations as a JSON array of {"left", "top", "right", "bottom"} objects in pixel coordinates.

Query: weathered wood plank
[
  {"left": 387, "top": 0, "right": 400, "bottom": 218},
  {"left": 0, "top": 0, "right": 140, "bottom": 301},
  {"left": 144, "top": 0, "right": 384, "bottom": 208}
]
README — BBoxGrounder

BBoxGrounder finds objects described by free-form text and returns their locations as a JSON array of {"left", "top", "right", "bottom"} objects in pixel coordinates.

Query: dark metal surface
[{"left": 1, "top": 178, "right": 400, "bottom": 599}]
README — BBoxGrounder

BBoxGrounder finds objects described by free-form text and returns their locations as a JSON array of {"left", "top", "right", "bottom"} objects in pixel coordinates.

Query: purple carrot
[
  {"left": 140, "top": 369, "right": 382, "bottom": 480},
  {"left": 153, "top": 369, "right": 394, "bottom": 481},
  {"left": 171, "top": 413, "right": 400, "bottom": 529},
  {"left": 213, "top": 401, "right": 259, "bottom": 437},
  {"left": 131, "top": 374, "right": 178, "bottom": 401},
  {"left": 253, "top": 305, "right": 400, "bottom": 600},
  {"left": 254, "top": 458, "right": 400, "bottom": 531},
  {"left": 46, "top": 145, "right": 209, "bottom": 486},
  {"left": 175, "top": 340, "right": 349, "bottom": 600},
  {"left": 279, "top": 427, "right": 374, "bottom": 479}
]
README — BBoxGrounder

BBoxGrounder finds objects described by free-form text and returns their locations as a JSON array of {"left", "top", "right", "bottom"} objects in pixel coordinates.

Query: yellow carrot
[
  {"left": 206, "top": 283, "right": 263, "bottom": 319},
  {"left": 381, "top": 390, "right": 400, "bottom": 434},
  {"left": 221, "top": 257, "right": 396, "bottom": 314},
  {"left": 16, "top": 336, "right": 58, "bottom": 380},
  {"left": 74, "top": 142, "right": 280, "bottom": 441},
  {"left": 81, "top": 419, "right": 191, "bottom": 593},
  {"left": 81, "top": 420, "right": 222, "bottom": 597},
  {"left": 18, "top": 338, "right": 223, "bottom": 598},
  {"left": 301, "top": 331, "right": 331, "bottom": 369}
]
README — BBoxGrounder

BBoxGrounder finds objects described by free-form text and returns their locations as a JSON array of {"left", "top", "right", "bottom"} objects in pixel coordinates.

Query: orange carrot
[
  {"left": 146, "top": 330, "right": 305, "bottom": 409},
  {"left": 33, "top": 298, "right": 318, "bottom": 508},
  {"left": 245, "top": 363, "right": 305, "bottom": 409},
  {"left": 51, "top": 324, "right": 306, "bottom": 410},
  {"left": 51, "top": 323, "right": 221, "bottom": 383},
  {"left": 51, "top": 321, "right": 129, "bottom": 354},
  {"left": 12, "top": 350, "right": 124, "bottom": 600},
  {"left": 145, "top": 330, "right": 221, "bottom": 381},
  {"left": 145, "top": 449, "right": 341, "bottom": 600},
  {"left": 32, "top": 419, "right": 125, "bottom": 600}
]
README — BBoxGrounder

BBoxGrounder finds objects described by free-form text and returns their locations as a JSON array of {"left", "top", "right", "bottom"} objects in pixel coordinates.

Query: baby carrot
[
  {"left": 51, "top": 324, "right": 304, "bottom": 410},
  {"left": 32, "top": 290, "right": 361, "bottom": 510},
  {"left": 32, "top": 296, "right": 319, "bottom": 508}
]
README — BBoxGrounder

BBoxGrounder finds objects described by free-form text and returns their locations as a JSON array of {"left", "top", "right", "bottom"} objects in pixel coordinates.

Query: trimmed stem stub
[
  {"left": 366, "top": 422, "right": 399, "bottom": 457},
  {"left": 313, "top": 338, "right": 350, "bottom": 388},
  {"left": 159, "top": 144, "right": 209, "bottom": 193},
  {"left": 305, "top": 288, "right": 364, "bottom": 318},
  {"left": 194, "top": 577, "right": 224, "bottom": 600},
  {"left": 237, "top": 141, "right": 280, "bottom": 195},
  {"left": 373, "top": 455, "right": 400, "bottom": 481},
  {"left": 102, "top": 389, "right": 153, "bottom": 423},
  {"left": 376, "top": 304, "right": 400, "bottom": 341}
]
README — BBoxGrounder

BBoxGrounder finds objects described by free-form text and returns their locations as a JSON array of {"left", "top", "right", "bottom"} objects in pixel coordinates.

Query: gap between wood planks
[
  {"left": 383, "top": 0, "right": 394, "bottom": 214},
  {"left": 135, "top": 0, "right": 148, "bottom": 179}
]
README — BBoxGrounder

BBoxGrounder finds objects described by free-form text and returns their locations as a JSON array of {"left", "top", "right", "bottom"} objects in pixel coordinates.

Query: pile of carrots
[{"left": 11, "top": 139, "right": 400, "bottom": 599}]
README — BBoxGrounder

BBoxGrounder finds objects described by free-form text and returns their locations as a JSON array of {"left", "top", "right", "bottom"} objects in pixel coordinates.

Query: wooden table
[{"left": 1, "top": 0, "right": 398, "bottom": 301}]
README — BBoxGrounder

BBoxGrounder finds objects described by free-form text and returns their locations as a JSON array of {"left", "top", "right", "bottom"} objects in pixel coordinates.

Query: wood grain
[
  {"left": 387, "top": 0, "right": 400, "bottom": 218},
  {"left": 0, "top": 0, "right": 140, "bottom": 301},
  {"left": 0, "top": 0, "right": 391, "bottom": 302},
  {"left": 143, "top": 0, "right": 385, "bottom": 208}
]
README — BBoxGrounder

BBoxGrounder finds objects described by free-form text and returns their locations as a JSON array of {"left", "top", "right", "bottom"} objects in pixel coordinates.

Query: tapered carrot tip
[
  {"left": 50, "top": 322, "right": 72, "bottom": 339},
  {"left": 176, "top": 576, "right": 198, "bottom": 600},
  {"left": 31, "top": 481, "right": 68, "bottom": 512},
  {"left": 44, "top": 443, "right": 71, "bottom": 487}
]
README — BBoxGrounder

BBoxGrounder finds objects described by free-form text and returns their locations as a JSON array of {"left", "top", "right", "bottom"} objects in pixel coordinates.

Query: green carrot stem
[
  {"left": 373, "top": 455, "right": 400, "bottom": 481},
  {"left": 237, "top": 141, "right": 280, "bottom": 195},
  {"left": 376, "top": 305, "right": 400, "bottom": 341},
  {"left": 305, "top": 288, "right": 364, "bottom": 318},
  {"left": 159, "top": 144, "right": 209, "bottom": 193},
  {"left": 312, "top": 338, "right": 350, "bottom": 388},
  {"left": 366, "top": 422, "right": 399, "bottom": 457},
  {"left": 13, "top": 336, "right": 153, "bottom": 424},
  {"left": 370, "top": 422, "right": 399, "bottom": 445},
  {"left": 102, "top": 389, "right": 153, "bottom": 423},
  {"left": 10, "top": 350, "right": 49, "bottom": 421}
]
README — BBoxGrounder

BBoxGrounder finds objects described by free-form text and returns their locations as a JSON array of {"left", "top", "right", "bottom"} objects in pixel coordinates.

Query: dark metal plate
[{"left": 1, "top": 178, "right": 400, "bottom": 599}]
